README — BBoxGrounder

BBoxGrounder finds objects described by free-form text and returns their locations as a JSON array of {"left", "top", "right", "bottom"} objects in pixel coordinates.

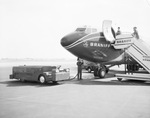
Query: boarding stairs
[
  {"left": 103, "top": 20, "right": 150, "bottom": 73},
  {"left": 103, "top": 20, "right": 150, "bottom": 81},
  {"left": 113, "top": 35, "right": 150, "bottom": 81},
  {"left": 113, "top": 35, "right": 150, "bottom": 74}
]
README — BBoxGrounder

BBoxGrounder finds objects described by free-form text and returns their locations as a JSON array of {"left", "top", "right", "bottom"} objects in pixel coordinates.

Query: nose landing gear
[{"left": 94, "top": 65, "right": 108, "bottom": 78}]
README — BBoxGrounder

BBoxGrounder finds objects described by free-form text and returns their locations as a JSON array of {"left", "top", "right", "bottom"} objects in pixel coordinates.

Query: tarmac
[{"left": 0, "top": 68, "right": 150, "bottom": 118}]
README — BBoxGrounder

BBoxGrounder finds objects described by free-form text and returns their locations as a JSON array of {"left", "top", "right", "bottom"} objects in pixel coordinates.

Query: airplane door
[{"left": 102, "top": 20, "right": 115, "bottom": 43}]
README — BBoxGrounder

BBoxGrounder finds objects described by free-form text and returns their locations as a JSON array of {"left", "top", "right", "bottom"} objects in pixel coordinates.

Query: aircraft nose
[
  {"left": 61, "top": 36, "right": 70, "bottom": 47},
  {"left": 61, "top": 32, "right": 87, "bottom": 47},
  {"left": 61, "top": 33, "right": 78, "bottom": 47}
]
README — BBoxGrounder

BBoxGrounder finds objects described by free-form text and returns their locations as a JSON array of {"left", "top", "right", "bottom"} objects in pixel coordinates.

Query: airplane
[{"left": 60, "top": 20, "right": 148, "bottom": 78}]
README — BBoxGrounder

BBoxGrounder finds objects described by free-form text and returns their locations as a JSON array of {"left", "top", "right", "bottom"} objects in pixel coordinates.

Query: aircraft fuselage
[{"left": 61, "top": 31, "right": 124, "bottom": 65}]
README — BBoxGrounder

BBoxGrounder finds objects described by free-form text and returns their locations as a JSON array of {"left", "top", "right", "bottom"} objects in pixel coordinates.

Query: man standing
[
  {"left": 77, "top": 58, "right": 83, "bottom": 80},
  {"left": 133, "top": 27, "right": 139, "bottom": 39},
  {"left": 116, "top": 27, "right": 121, "bottom": 35}
]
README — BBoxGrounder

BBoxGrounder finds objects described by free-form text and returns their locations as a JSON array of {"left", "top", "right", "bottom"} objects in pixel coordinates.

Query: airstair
[
  {"left": 113, "top": 36, "right": 150, "bottom": 73},
  {"left": 113, "top": 36, "right": 150, "bottom": 81},
  {"left": 103, "top": 20, "right": 150, "bottom": 81}
]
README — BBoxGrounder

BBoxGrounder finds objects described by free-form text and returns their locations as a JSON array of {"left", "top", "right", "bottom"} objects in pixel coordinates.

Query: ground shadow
[
  {"left": 0, "top": 80, "right": 61, "bottom": 87},
  {"left": 1, "top": 69, "right": 150, "bottom": 87},
  {"left": 73, "top": 78, "right": 150, "bottom": 86},
  {"left": 72, "top": 70, "right": 150, "bottom": 86}
]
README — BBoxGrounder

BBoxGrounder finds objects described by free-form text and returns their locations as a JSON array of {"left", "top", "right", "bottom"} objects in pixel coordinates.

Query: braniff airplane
[{"left": 60, "top": 20, "right": 150, "bottom": 78}]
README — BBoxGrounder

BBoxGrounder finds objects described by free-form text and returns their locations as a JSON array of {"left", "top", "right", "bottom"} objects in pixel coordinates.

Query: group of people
[{"left": 116, "top": 27, "right": 139, "bottom": 39}]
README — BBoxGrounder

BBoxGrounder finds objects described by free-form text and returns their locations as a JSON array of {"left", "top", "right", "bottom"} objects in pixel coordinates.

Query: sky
[{"left": 0, "top": 0, "right": 150, "bottom": 59}]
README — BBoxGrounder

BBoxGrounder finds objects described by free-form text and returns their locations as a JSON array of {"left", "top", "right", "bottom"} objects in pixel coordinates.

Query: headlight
[{"left": 44, "top": 72, "right": 52, "bottom": 76}]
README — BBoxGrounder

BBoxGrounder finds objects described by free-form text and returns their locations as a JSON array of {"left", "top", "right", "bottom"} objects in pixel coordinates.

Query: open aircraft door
[{"left": 102, "top": 20, "right": 116, "bottom": 43}]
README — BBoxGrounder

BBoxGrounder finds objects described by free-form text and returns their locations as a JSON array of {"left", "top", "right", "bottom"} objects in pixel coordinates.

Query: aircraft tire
[
  {"left": 106, "top": 68, "right": 109, "bottom": 73},
  {"left": 98, "top": 68, "right": 106, "bottom": 78},
  {"left": 94, "top": 68, "right": 98, "bottom": 77}
]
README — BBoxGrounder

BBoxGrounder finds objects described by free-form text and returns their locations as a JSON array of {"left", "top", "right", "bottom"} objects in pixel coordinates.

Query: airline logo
[
  {"left": 83, "top": 41, "right": 110, "bottom": 48},
  {"left": 143, "top": 56, "right": 150, "bottom": 61},
  {"left": 83, "top": 42, "right": 89, "bottom": 47},
  {"left": 116, "top": 39, "right": 132, "bottom": 44}
]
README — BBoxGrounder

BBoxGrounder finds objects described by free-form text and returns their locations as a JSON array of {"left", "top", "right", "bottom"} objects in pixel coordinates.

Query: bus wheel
[{"left": 39, "top": 75, "right": 46, "bottom": 84}]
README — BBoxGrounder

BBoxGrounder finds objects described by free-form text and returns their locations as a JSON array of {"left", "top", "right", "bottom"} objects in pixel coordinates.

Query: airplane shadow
[
  {"left": 74, "top": 70, "right": 150, "bottom": 86},
  {"left": 74, "top": 79, "right": 150, "bottom": 86}
]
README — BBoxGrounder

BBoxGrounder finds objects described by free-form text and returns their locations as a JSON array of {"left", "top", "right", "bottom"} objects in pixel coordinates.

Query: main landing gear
[{"left": 94, "top": 65, "right": 109, "bottom": 78}]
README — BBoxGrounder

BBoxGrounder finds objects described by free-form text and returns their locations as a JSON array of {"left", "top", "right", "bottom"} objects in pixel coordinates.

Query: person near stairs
[{"left": 133, "top": 27, "right": 139, "bottom": 39}]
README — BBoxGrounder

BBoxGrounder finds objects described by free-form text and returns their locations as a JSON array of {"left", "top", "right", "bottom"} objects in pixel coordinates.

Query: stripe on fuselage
[{"left": 64, "top": 32, "right": 102, "bottom": 50}]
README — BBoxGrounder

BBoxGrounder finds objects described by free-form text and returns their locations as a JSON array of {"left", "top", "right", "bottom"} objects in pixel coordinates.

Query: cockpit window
[
  {"left": 75, "top": 27, "right": 97, "bottom": 34},
  {"left": 76, "top": 28, "right": 86, "bottom": 32}
]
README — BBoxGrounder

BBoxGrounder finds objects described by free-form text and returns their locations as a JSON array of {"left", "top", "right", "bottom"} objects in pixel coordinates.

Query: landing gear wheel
[
  {"left": 94, "top": 68, "right": 98, "bottom": 77},
  {"left": 106, "top": 68, "right": 109, "bottom": 73},
  {"left": 39, "top": 75, "right": 46, "bottom": 84},
  {"left": 98, "top": 68, "right": 106, "bottom": 78}
]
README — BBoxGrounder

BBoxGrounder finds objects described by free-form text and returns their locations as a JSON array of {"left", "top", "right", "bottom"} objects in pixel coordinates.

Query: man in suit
[{"left": 77, "top": 58, "right": 83, "bottom": 80}]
